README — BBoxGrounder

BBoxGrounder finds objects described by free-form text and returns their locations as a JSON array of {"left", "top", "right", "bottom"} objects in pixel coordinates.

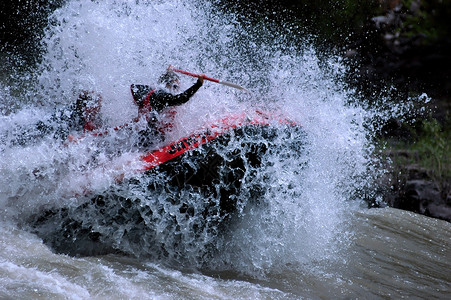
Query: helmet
[{"left": 158, "top": 70, "right": 180, "bottom": 89}]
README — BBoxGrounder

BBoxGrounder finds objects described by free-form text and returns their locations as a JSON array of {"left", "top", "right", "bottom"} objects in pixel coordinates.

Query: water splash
[{"left": 0, "top": 0, "right": 413, "bottom": 276}]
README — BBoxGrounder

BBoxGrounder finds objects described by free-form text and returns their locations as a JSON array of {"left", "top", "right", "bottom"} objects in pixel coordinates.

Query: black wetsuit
[
  {"left": 130, "top": 79, "right": 203, "bottom": 113},
  {"left": 130, "top": 80, "right": 203, "bottom": 147}
]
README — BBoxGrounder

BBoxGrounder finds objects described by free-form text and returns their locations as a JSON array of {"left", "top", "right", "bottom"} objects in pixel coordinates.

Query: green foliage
[
  {"left": 413, "top": 118, "right": 451, "bottom": 179},
  {"left": 400, "top": 0, "right": 451, "bottom": 43},
  {"left": 389, "top": 116, "right": 451, "bottom": 181}
]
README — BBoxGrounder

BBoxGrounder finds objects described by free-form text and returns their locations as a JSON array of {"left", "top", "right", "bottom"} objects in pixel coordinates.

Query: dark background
[
  {"left": 2, "top": 1, "right": 450, "bottom": 103},
  {"left": 1, "top": 1, "right": 64, "bottom": 65}
]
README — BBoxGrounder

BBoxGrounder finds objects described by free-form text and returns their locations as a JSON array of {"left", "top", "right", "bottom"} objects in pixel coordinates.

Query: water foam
[{"left": 0, "top": 0, "right": 400, "bottom": 275}]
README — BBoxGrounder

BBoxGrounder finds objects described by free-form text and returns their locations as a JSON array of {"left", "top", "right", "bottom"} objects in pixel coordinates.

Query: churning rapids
[{"left": 1, "top": 1, "right": 450, "bottom": 299}]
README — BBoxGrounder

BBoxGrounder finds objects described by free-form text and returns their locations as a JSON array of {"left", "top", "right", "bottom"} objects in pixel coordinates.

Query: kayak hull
[{"left": 29, "top": 110, "right": 308, "bottom": 258}]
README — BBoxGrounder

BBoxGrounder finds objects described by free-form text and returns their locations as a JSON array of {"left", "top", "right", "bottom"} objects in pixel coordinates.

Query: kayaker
[
  {"left": 71, "top": 90, "right": 103, "bottom": 132},
  {"left": 11, "top": 90, "right": 103, "bottom": 145},
  {"left": 129, "top": 69, "right": 204, "bottom": 145},
  {"left": 130, "top": 69, "right": 204, "bottom": 121},
  {"left": 65, "top": 90, "right": 103, "bottom": 141}
]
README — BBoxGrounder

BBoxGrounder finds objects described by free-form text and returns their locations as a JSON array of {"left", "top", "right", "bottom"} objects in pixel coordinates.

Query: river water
[
  {"left": 1, "top": 0, "right": 449, "bottom": 299},
  {"left": 1, "top": 207, "right": 449, "bottom": 299}
]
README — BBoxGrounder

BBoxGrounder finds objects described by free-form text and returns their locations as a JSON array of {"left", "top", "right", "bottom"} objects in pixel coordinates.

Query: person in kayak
[
  {"left": 11, "top": 91, "right": 103, "bottom": 145},
  {"left": 130, "top": 69, "right": 204, "bottom": 145},
  {"left": 65, "top": 90, "right": 103, "bottom": 141},
  {"left": 130, "top": 69, "right": 204, "bottom": 120}
]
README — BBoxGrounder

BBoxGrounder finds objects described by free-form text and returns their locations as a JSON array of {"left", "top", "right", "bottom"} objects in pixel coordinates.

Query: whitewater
[{"left": 1, "top": 0, "right": 449, "bottom": 299}]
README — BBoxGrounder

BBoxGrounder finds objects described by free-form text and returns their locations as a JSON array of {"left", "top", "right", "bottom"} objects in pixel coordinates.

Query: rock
[{"left": 392, "top": 179, "right": 451, "bottom": 222}]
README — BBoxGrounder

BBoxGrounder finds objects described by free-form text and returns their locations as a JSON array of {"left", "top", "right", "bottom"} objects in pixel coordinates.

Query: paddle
[{"left": 170, "top": 66, "right": 249, "bottom": 92}]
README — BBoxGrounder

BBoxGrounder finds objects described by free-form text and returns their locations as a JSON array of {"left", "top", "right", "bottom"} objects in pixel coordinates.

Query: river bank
[{"left": 346, "top": 1, "right": 451, "bottom": 222}]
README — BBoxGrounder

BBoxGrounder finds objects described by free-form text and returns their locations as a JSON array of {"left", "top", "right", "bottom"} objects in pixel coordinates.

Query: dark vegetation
[{"left": 1, "top": 0, "right": 450, "bottom": 220}]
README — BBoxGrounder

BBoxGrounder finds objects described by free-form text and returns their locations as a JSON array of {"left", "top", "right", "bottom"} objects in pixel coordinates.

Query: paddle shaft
[
  {"left": 171, "top": 68, "right": 219, "bottom": 83},
  {"left": 171, "top": 67, "right": 249, "bottom": 92}
]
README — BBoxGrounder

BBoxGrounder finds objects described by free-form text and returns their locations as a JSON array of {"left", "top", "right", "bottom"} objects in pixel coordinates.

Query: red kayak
[
  {"left": 136, "top": 109, "right": 305, "bottom": 215},
  {"left": 141, "top": 109, "right": 299, "bottom": 171},
  {"left": 29, "top": 108, "right": 307, "bottom": 257}
]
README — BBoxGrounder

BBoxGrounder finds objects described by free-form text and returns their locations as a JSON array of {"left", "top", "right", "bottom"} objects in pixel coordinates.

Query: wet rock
[
  {"left": 380, "top": 150, "right": 451, "bottom": 222},
  {"left": 391, "top": 179, "right": 451, "bottom": 222}
]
